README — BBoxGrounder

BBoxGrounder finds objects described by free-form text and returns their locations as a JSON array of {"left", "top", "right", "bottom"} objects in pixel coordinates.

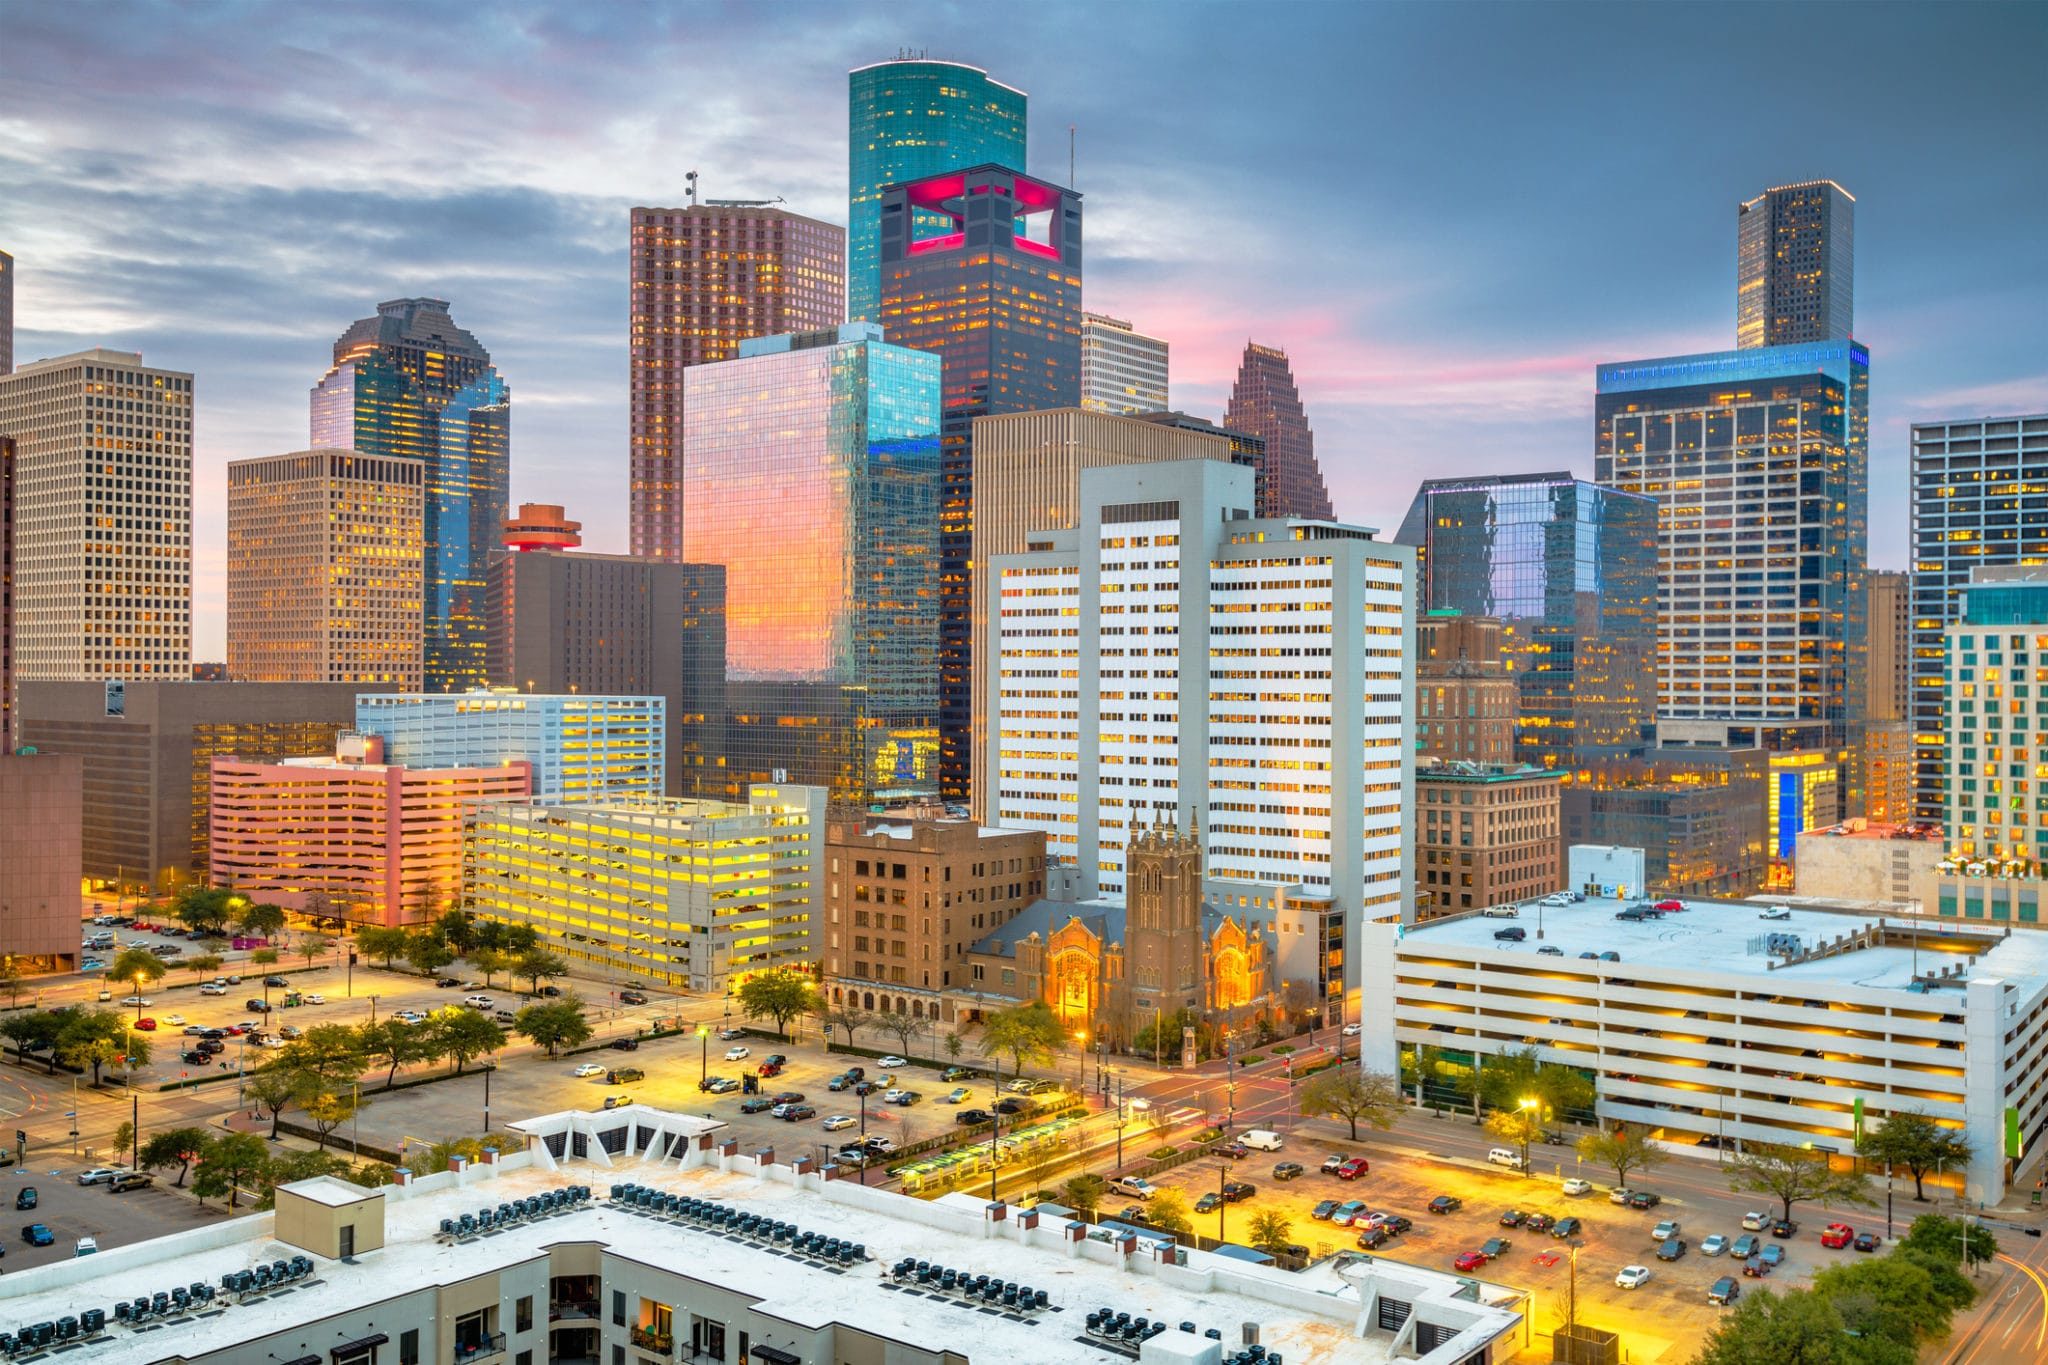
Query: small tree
[
  {"left": 235, "top": 901, "right": 289, "bottom": 940},
  {"left": 357, "top": 1017, "right": 430, "bottom": 1087},
  {"left": 979, "top": 1001, "right": 1065, "bottom": 1078},
  {"left": 182, "top": 953, "right": 225, "bottom": 981},
  {"left": 1898, "top": 1213, "right": 1997, "bottom": 1270},
  {"left": 277, "top": 1023, "right": 366, "bottom": 1086},
  {"left": 169, "top": 886, "right": 235, "bottom": 937},
  {"left": 358, "top": 926, "right": 410, "bottom": 967},
  {"left": 736, "top": 969, "right": 821, "bottom": 1039},
  {"left": 1484, "top": 1106, "right": 1545, "bottom": 1170},
  {"left": 470, "top": 947, "right": 509, "bottom": 988},
  {"left": 1062, "top": 1173, "right": 1106, "bottom": 1215},
  {"left": 138, "top": 1126, "right": 214, "bottom": 1186},
  {"left": 1692, "top": 1287, "right": 1850, "bottom": 1365},
  {"left": 1298, "top": 1067, "right": 1403, "bottom": 1140},
  {"left": 1247, "top": 1209, "right": 1295, "bottom": 1256},
  {"left": 815, "top": 1003, "right": 872, "bottom": 1049},
  {"left": 298, "top": 932, "right": 335, "bottom": 970},
  {"left": 435, "top": 909, "right": 476, "bottom": 956},
  {"left": 108, "top": 946, "right": 168, "bottom": 991},
  {"left": 250, "top": 947, "right": 282, "bottom": 967},
  {"left": 302, "top": 1088, "right": 364, "bottom": 1150},
  {"left": 1576, "top": 1122, "right": 1665, "bottom": 1190},
  {"left": 427, "top": 1008, "right": 506, "bottom": 1074},
  {"left": 404, "top": 933, "right": 456, "bottom": 978},
  {"left": 1727, "top": 1142, "right": 1875, "bottom": 1224},
  {"left": 0, "top": 960, "right": 25, "bottom": 1008},
  {"left": 193, "top": 1131, "right": 270, "bottom": 1209},
  {"left": 255, "top": 1148, "right": 355, "bottom": 1208},
  {"left": 246, "top": 1067, "right": 313, "bottom": 1139},
  {"left": 1145, "top": 1189, "right": 1193, "bottom": 1238},
  {"left": 113, "top": 1119, "right": 136, "bottom": 1166},
  {"left": 874, "top": 1009, "right": 932, "bottom": 1056},
  {"left": 513, "top": 948, "right": 569, "bottom": 995},
  {"left": 1857, "top": 1110, "right": 1974, "bottom": 1202},
  {"left": 944, "top": 1031, "right": 963, "bottom": 1061},
  {"left": 513, "top": 999, "right": 592, "bottom": 1057},
  {"left": 502, "top": 923, "right": 539, "bottom": 954}
]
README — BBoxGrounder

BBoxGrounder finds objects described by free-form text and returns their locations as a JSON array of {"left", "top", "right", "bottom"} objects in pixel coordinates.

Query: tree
[
  {"left": 1813, "top": 1257, "right": 1957, "bottom": 1350},
  {"left": 182, "top": 953, "right": 224, "bottom": 981},
  {"left": 944, "top": 1031, "right": 963, "bottom": 1060},
  {"left": 1693, "top": 1288, "right": 1852, "bottom": 1365},
  {"left": 1857, "top": 1111, "right": 1974, "bottom": 1202},
  {"left": 426, "top": 1008, "right": 506, "bottom": 1074},
  {"left": 277, "top": 1023, "right": 365, "bottom": 1086},
  {"left": 169, "top": 886, "right": 235, "bottom": 937},
  {"left": 300, "top": 890, "right": 336, "bottom": 927},
  {"left": 1, "top": 1009, "right": 65, "bottom": 1071},
  {"left": 736, "top": 969, "right": 821, "bottom": 1039},
  {"left": 113, "top": 1119, "right": 136, "bottom": 1166},
  {"left": 1145, "top": 1189, "right": 1193, "bottom": 1238},
  {"left": 57, "top": 1007, "right": 139, "bottom": 1084},
  {"left": 250, "top": 946, "right": 281, "bottom": 967},
  {"left": 434, "top": 909, "right": 476, "bottom": 956},
  {"left": 1484, "top": 1105, "right": 1546, "bottom": 1169},
  {"left": 246, "top": 1067, "right": 313, "bottom": 1139},
  {"left": 138, "top": 1127, "right": 213, "bottom": 1187},
  {"left": 1133, "top": 1007, "right": 1216, "bottom": 1063},
  {"left": 979, "top": 1002, "right": 1065, "bottom": 1078},
  {"left": 513, "top": 999, "right": 592, "bottom": 1057},
  {"left": 1577, "top": 1122, "right": 1666, "bottom": 1190},
  {"left": 357, "top": 1017, "right": 430, "bottom": 1087},
  {"left": 298, "top": 932, "right": 335, "bottom": 970},
  {"left": 874, "top": 1009, "right": 932, "bottom": 1056},
  {"left": 470, "top": 947, "right": 509, "bottom": 988},
  {"left": 255, "top": 1148, "right": 355, "bottom": 1208},
  {"left": 1898, "top": 1213, "right": 1996, "bottom": 1271},
  {"left": 815, "top": 1003, "right": 871, "bottom": 1049},
  {"left": 1474, "top": 1044, "right": 1596, "bottom": 1123},
  {"left": 1727, "top": 1142, "right": 1875, "bottom": 1224},
  {"left": 502, "top": 923, "right": 539, "bottom": 954},
  {"left": 1247, "top": 1210, "right": 1295, "bottom": 1256},
  {"left": 302, "top": 1088, "right": 364, "bottom": 1150},
  {"left": 513, "top": 948, "right": 569, "bottom": 995},
  {"left": 358, "top": 926, "right": 410, "bottom": 967},
  {"left": 0, "top": 959, "right": 25, "bottom": 1008},
  {"left": 235, "top": 900, "right": 289, "bottom": 940},
  {"left": 404, "top": 932, "right": 456, "bottom": 977},
  {"left": 1062, "top": 1173, "right": 1105, "bottom": 1215},
  {"left": 108, "top": 946, "right": 167, "bottom": 991},
  {"left": 1298, "top": 1067, "right": 1403, "bottom": 1140},
  {"left": 193, "top": 1131, "right": 270, "bottom": 1209}
]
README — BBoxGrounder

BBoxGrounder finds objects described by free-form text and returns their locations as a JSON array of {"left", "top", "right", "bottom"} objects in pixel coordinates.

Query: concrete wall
[{"left": 0, "top": 751, "right": 83, "bottom": 968}]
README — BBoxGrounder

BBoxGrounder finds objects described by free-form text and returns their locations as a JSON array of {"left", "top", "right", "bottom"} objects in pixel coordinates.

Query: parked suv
[{"left": 1492, "top": 927, "right": 1526, "bottom": 942}]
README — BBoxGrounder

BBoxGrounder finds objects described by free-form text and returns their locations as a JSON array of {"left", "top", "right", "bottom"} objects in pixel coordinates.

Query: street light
[
  {"left": 1518, "top": 1097, "right": 1540, "bottom": 1177},
  {"left": 131, "top": 973, "right": 146, "bottom": 1023},
  {"left": 697, "top": 1025, "right": 709, "bottom": 1084},
  {"left": 1073, "top": 1031, "right": 1087, "bottom": 1087},
  {"left": 1216, "top": 1163, "right": 1230, "bottom": 1244}
]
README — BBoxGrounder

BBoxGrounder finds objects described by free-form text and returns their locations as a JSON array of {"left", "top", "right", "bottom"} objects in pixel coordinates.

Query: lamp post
[
  {"left": 1114, "top": 1076, "right": 1127, "bottom": 1170},
  {"left": 132, "top": 973, "right": 145, "bottom": 1023},
  {"left": 1518, "top": 1097, "right": 1540, "bottom": 1177},
  {"left": 1073, "top": 1031, "right": 1087, "bottom": 1088},
  {"left": 697, "top": 1026, "right": 709, "bottom": 1084},
  {"left": 1217, "top": 1163, "right": 1229, "bottom": 1244},
  {"left": 859, "top": 1086, "right": 870, "bottom": 1186}
]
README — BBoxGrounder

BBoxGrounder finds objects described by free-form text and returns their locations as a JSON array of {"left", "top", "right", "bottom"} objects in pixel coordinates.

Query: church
[{"left": 956, "top": 821, "right": 1275, "bottom": 1048}]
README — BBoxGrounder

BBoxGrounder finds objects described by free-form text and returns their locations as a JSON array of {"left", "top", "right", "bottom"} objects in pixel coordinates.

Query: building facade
[
  {"left": 1079, "top": 313, "right": 1168, "bottom": 415},
  {"left": 310, "top": 298, "right": 509, "bottom": 694},
  {"left": 1, "top": 436, "right": 12, "bottom": 746},
  {"left": 1737, "top": 180, "right": 1855, "bottom": 350},
  {"left": 988, "top": 458, "right": 1414, "bottom": 925},
  {"left": 354, "top": 691, "right": 664, "bottom": 804},
  {"left": 818, "top": 807, "right": 1046, "bottom": 1021},
  {"left": 0, "top": 751, "right": 83, "bottom": 972},
  {"left": 1560, "top": 746, "right": 1769, "bottom": 898},
  {"left": 0, "top": 246, "right": 12, "bottom": 375},
  {"left": 1909, "top": 414, "right": 2048, "bottom": 820},
  {"left": 877, "top": 164, "right": 1083, "bottom": 803},
  {"left": 1792, "top": 820, "right": 1946, "bottom": 910},
  {"left": 1596, "top": 341, "right": 1870, "bottom": 857},
  {"left": 627, "top": 205, "right": 845, "bottom": 562},
  {"left": 0, "top": 348, "right": 192, "bottom": 682},
  {"left": 1416, "top": 612, "right": 1518, "bottom": 764},
  {"left": 1362, "top": 895, "right": 2045, "bottom": 1206},
  {"left": 1396, "top": 473, "right": 1659, "bottom": 772},
  {"left": 1223, "top": 342, "right": 1333, "bottom": 521},
  {"left": 210, "top": 734, "right": 531, "bottom": 928},
  {"left": 847, "top": 57, "right": 1027, "bottom": 325},
  {"left": 682, "top": 324, "right": 941, "bottom": 803},
  {"left": 14, "top": 680, "right": 358, "bottom": 890},
  {"left": 1415, "top": 762, "right": 1562, "bottom": 918},
  {"left": 966, "top": 407, "right": 1244, "bottom": 819},
  {"left": 487, "top": 505, "right": 726, "bottom": 799},
  {"left": 1864, "top": 569, "right": 1914, "bottom": 823},
  {"left": 463, "top": 784, "right": 824, "bottom": 995},
  {"left": 226, "top": 449, "right": 424, "bottom": 688},
  {"left": 1945, "top": 567, "right": 2048, "bottom": 868}
]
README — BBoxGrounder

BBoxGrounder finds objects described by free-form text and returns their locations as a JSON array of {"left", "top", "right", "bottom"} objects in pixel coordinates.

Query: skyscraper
[
  {"left": 1944, "top": 567, "right": 2048, "bottom": 865},
  {"left": 488, "top": 503, "right": 727, "bottom": 797},
  {"left": 1909, "top": 413, "right": 2048, "bottom": 819},
  {"left": 1080, "top": 312, "right": 1168, "bottom": 414},
  {"left": 310, "top": 298, "right": 509, "bottom": 694},
  {"left": 878, "top": 163, "right": 1084, "bottom": 801},
  {"left": 683, "top": 323, "right": 942, "bottom": 803},
  {"left": 1737, "top": 180, "right": 1855, "bottom": 350},
  {"left": 0, "top": 436, "right": 13, "bottom": 747},
  {"left": 847, "top": 57, "right": 1027, "bottom": 324},
  {"left": 1596, "top": 340, "right": 1870, "bottom": 859},
  {"left": 627, "top": 205, "right": 845, "bottom": 561},
  {"left": 0, "top": 248, "right": 13, "bottom": 376},
  {"left": 0, "top": 348, "right": 193, "bottom": 682},
  {"left": 1394, "top": 473, "right": 1659, "bottom": 771},
  {"left": 226, "top": 449, "right": 424, "bottom": 688},
  {"left": 1223, "top": 342, "right": 1334, "bottom": 520},
  {"left": 1863, "top": 569, "right": 1915, "bottom": 823}
]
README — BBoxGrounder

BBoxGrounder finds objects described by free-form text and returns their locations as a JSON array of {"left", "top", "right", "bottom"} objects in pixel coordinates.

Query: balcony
[
  {"left": 629, "top": 1327, "right": 674, "bottom": 1357},
  {"left": 549, "top": 1300, "right": 600, "bottom": 1323},
  {"left": 453, "top": 1335, "right": 506, "bottom": 1365}
]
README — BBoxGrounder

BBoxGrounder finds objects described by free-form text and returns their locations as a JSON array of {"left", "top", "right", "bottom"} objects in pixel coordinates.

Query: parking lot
[{"left": 0, "top": 1160, "right": 222, "bottom": 1271}]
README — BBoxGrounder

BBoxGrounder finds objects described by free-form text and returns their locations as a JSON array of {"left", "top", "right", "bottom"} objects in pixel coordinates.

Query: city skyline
[{"left": 2, "top": 3, "right": 2043, "bottom": 658}]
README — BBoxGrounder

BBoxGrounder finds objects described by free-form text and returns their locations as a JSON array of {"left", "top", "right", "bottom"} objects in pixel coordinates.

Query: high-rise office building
[
  {"left": 1597, "top": 341, "right": 1870, "bottom": 860},
  {"left": 226, "top": 449, "right": 424, "bottom": 688},
  {"left": 310, "top": 298, "right": 509, "bottom": 694},
  {"left": 487, "top": 503, "right": 727, "bottom": 797},
  {"left": 627, "top": 205, "right": 845, "bottom": 562},
  {"left": 1223, "top": 342, "right": 1333, "bottom": 520},
  {"left": 1394, "top": 473, "right": 1659, "bottom": 771},
  {"left": 0, "top": 247, "right": 13, "bottom": 375},
  {"left": 1864, "top": 569, "right": 1915, "bottom": 823},
  {"left": 1944, "top": 567, "right": 2048, "bottom": 866},
  {"left": 1, "top": 436, "right": 13, "bottom": 747},
  {"left": 682, "top": 324, "right": 941, "bottom": 803},
  {"left": 354, "top": 691, "right": 664, "bottom": 804},
  {"left": 878, "top": 164, "right": 1084, "bottom": 801},
  {"left": 1909, "top": 414, "right": 2048, "bottom": 820},
  {"left": 988, "top": 458, "right": 1414, "bottom": 922},
  {"left": 0, "top": 348, "right": 193, "bottom": 682},
  {"left": 1416, "top": 761, "right": 1562, "bottom": 918},
  {"left": 1737, "top": 180, "right": 1855, "bottom": 350},
  {"left": 847, "top": 57, "right": 1027, "bottom": 325},
  {"left": 1080, "top": 312, "right": 1168, "bottom": 414},
  {"left": 966, "top": 406, "right": 1246, "bottom": 818},
  {"left": 1416, "top": 612, "right": 1518, "bottom": 764}
]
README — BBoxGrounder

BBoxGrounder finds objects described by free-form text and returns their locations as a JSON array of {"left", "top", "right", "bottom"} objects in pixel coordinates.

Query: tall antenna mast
[
  {"left": 685, "top": 170, "right": 699, "bottom": 206},
  {"left": 1069, "top": 125, "right": 1076, "bottom": 188}
]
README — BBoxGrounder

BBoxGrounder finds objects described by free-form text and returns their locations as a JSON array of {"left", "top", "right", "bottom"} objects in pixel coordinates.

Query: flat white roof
[
  {"left": 282, "top": 1174, "right": 381, "bottom": 1208},
  {"left": 1403, "top": 894, "right": 2048, "bottom": 992}
]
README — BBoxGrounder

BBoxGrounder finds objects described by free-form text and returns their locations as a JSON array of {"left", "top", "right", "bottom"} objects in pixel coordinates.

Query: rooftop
[
  {"left": 1402, "top": 893, "right": 2048, "bottom": 992},
  {"left": 0, "top": 1109, "right": 1518, "bottom": 1365}
]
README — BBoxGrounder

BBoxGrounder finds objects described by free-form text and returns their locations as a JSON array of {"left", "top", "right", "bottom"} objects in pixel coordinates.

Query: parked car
[
  {"left": 108, "top": 1172, "right": 152, "bottom": 1192},
  {"left": 277, "top": 1025, "right": 304, "bottom": 1039},
  {"left": 1741, "top": 1210, "right": 1771, "bottom": 1231},
  {"left": 464, "top": 995, "right": 494, "bottom": 1009},
  {"left": 877, "top": 1055, "right": 909, "bottom": 1068},
  {"left": 1700, "top": 1234, "right": 1729, "bottom": 1257},
  {"left": 301, "top": 993, "right": 324, "bottom": 1005},
  {"left": 1652, "top": 1220, "right": 1682, "bottom": 1242},
  {"left": 1626, "top": 1191, "right": 1662, "bottom": 1210},
  {"left": 244, "top": 999, "right": 272, "bottom": 1013},
  {"left": 1331, "top": 1201, "right": 1370, "bottom": 1227},
  {"left": 1357, "top": 1224, "right": 1395, "bottom": 1250},
  {"left": 133, "top": 1017, "right": 157, "bottom": 1031},
  {"left": 21, "top": 1224, "right": 54, "bottom": 1247},
  {"left": 821, "top": 1115, "right": 857, "bottom": 1132},
  {"left": 718, "top": 1027, "right": 745, "bottom": 1040},
  {"left": 1820, "top": 1223, "right": 1854, "bottom": 1249},
  {"left": 1320, "top": 1154, "right": 1350, "bottom": 1175},
  {"left": 724, "top": 1045, "right": 750, "bottom": 1061},
  {"left": 1615, "top": 1265, "right": 1652, "bottom": 1290},
  {"left": 119, "top": 996, "right": 151, "bottom": 1007},
  {"left": 602, "top": 1095, "right": 633, "bottom": 1110},
  {"left": 1222, "top": 1181, "right": 1256, "bottom": 1203},
  {"left": 942, "top": 1066, "right": 975, "bottom": 1082},
  {"left": 74, "top": 1236, "right": 98, "bottom": 1257},
  {"left": 263, "top": 975, "right": 290, "bottom": 988},
  {"left": 1759, "top": 1244, "right": 1786, "bottom": 1269},
  {"left": 1708, "top": 1276, "right": 1741, "bottom": 1306},
  {"left": 1480, "top": 1237, "right": 1511, "bottom": 1259},
  {"left": 161, "top": 1014, "right": 186, "bottom": 1026},
  {"left": 1759, "top": 905, "right": 1791, "bottom": 920},
  {"left": 1853, "top": 1231, "right": 1882, "bottom": 1252},
  {"left": 75, "top": 1168, "right": 121, "bottom": 1186},
  {"left": 435, "top": 977, "right": 462, "bottom": 988},
  {"left": 1771, "top": 1219, "right": 1799, "bottom": 1239},
  {"left": 1486, "top": 1148, "right": 1526, "bottom": 1170},
  {"left": 993, "top": 1098, "right": 1026, "bottom": 1114},
  {"left": 199, "top": 984, "right": 227, "bottom": 996},
  {"left": 1336, "top": 1157, "right": 1370, "bottom": 1180},
  {"left": 956, "top": 1108, "right": 992, "bottom": 1125},
  {"left": 1562, "top": 1178, "right": 1593, "bottom": 1196},
  {"left": 1109, "top": 1176, "right": 1156, "bottom": 1200},
  {"left": 618, "top": 991, "right": 648, "bottom": 1005},
  {"left": 1195, "top": 1192, "right": 1224, "bottom": 1214},
  {"left": 1312, "top": 1200, "right": 1342, "bottom": 1221},
  {"left": 1654, "top": 900, "right": 1685, "bottom": 912},
  {"left": 779, "top": 1105, "right": 816, "bottom": 1122},
  {"left": 1730, "top": 1234, "right": 1761, "bottom": 1260},
  {"left": 1499, "top": 1210, "right": 1526, "bottom": 1227},
  {"left": 14, "top": 1188, "right": 35, "bottom": 1211},
  {"left": 1492, "top": 927, "right": 1526, "bottom": 942},
  {"left": 572, "top": 1063, "right": 606, "bottom": 1078},
  {"left": 1428, "top": 1195, "right": 1463, "bottom": 1215},
  {"left": 1657, "top": 1238, "right": 1688, "bottom": 1262},
  {"left": 1551, "top": 1218, "right": 1583, "bottom": 1239},
  {"left": 610, "top": 1038, "right": 640, "bottom": 1052},
  {"left": 1537, "top": 946, "right": 1566, "bottom": 956},
  {"left": 1453, "top": 1250, "right": 1489, "bottom": 1272},
  {"left": 1272, "top": 1162, "right": 1304, "bottom": 1182},
  {"left": 1525, "top": 1213, "right": 1556, "bottom": 1233}
]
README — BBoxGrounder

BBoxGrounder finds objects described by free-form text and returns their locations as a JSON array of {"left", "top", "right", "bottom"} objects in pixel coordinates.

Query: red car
[
  {"left": 1452, "top": 1250, "right": 1489, "bottom": 1272},
  {"left": 1336, "top": 1157, "right": 1370, "bottom": 1180},
  {"left": 1820, "top": 1223, "right": 1854, "bottom": 1249},
  {"left": 132, "top": 1017, "right": 157, "bottom": 1031},
  {"left": 1654, "top": 899, "right": 1685, "bottom": 912}
]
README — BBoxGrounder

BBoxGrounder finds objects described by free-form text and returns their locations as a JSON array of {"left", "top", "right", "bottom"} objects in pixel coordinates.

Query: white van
[
  {"left": 1240, "top": 1130, "right": 1285, "bottom": 1152},
  {"left": 1480, "top": 905, "right": 1519, "bottom": 919},
  {"left": 1487, "top": 1147, "right": 1526, "bottom": 1169}
]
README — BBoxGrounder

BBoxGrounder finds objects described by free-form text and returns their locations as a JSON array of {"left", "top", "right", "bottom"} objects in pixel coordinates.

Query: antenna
[
  {"left": 685, "top": 170, "right": 698, "bottom": 207},
  {"left": 1069, "top": 125, "right": 1077, "bottom": 188}
]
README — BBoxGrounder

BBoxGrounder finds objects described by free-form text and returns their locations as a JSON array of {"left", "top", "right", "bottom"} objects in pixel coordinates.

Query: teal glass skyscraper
[
  {"left": 847, "top": 57, "right": 1027, "bottom": 325},
  {"left": 311, "top": 298, "right": 510, "bottom": 694}
]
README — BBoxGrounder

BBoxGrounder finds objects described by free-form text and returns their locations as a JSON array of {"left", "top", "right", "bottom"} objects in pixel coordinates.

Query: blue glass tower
[
  {"left": 1395, "top": 474, "right": 1660, "bottom": 770},
  {"left": 311, "top": 298, "right": 510, "bottom": 694},
  {"left": 847, "top": 58, "right": 1027, "bottom": 325}
]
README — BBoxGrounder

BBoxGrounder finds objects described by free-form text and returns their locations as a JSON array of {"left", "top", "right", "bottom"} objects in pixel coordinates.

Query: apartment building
[{"left": 1415, "top": 761, "right": 1562, "bottom": 918}]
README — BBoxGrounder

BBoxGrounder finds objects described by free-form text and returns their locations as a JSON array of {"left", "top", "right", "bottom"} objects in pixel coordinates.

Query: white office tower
[{"left": 988, "top": 458, "right": 1414, "bottom": 921}]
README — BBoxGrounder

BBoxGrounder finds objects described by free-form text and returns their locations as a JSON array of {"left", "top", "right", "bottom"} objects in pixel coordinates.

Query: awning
[
  {"left": 748, "top": 1346, "right": 801, "bottom": 1365},
  {"left": 331, "top": 1334, "right": 389, "bottom": 1360}
]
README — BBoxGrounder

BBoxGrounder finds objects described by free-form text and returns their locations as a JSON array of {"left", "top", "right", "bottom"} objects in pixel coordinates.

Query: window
[
  {"left": 516, "top": 1355, "right": 530, "bottom": 1365},
  {"left": 516, "top": 1297, "right": 532, "bottom": 1333},
  {"left": 400, "top": 1332, "right": 419, "bottom": 1365},
  {"left": 612, "top": 1290, "right": 626, "bottom": 1326}
]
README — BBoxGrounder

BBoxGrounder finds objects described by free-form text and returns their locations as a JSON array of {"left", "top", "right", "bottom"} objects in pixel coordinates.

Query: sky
[{"left": 4, "top": 1, "right": 2045, "bottom": 658}]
